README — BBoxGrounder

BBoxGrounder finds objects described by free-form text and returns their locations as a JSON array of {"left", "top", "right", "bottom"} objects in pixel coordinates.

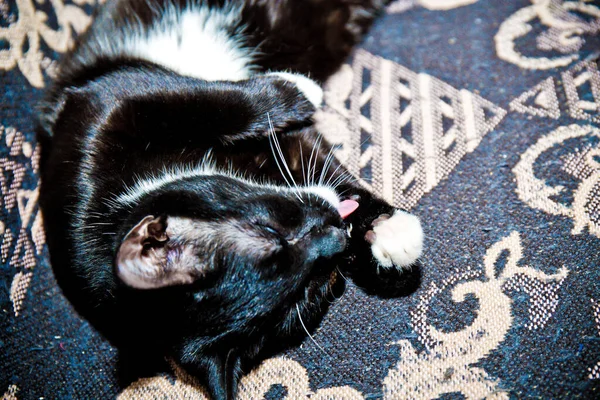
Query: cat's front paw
[{"left": 365, "top": 210, "right": 423, "bottom": 269}]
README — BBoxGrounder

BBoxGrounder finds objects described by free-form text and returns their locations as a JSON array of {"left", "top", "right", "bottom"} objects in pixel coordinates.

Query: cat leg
[
  {"left": 365, "top": 210, "right": 423, "bottom": 269},
  {"left": 244, "top": 0, "right": 386, "bottom": 81},
  {"left": 336, "top": 185, "right": 423, "bottom": 297},
  {"left": 267, "top": 134, "right": 423, "bottom": 296}
]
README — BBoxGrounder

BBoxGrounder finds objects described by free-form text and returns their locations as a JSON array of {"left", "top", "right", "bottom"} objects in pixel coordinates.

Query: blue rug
[{"left": 1, "top": 0, "right": 599, "bottom": 398}]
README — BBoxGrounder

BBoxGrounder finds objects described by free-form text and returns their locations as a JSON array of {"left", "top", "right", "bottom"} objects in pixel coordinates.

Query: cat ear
[{"left": 116, "top": 215, "right": 201, "bottom": 289}]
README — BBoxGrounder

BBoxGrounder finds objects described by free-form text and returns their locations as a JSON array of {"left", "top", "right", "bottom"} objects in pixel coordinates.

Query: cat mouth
[{"left": 337, "top": 199, "right": 359, "bottom": 219}]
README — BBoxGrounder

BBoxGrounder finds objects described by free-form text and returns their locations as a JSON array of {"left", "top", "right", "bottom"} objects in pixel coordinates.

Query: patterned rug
[{"left": 2, "top": 0, "right": 600, "bottom": 398}]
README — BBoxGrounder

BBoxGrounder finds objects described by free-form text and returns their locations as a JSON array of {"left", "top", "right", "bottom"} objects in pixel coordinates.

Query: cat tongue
[{"left": 337, "top": 199, "right": 359, "bottom": 219}]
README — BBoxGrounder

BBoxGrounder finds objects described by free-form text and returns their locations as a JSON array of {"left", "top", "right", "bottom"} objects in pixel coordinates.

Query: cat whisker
[
  {"left": 328, "top": 174, "right": 348, "bottom": 192},
  {"left": 312, "top": 134, "right": 323, "bottom": 187},
  {"left": 318, "top": 144, "right": 336, "bottom": 187},
  {"left": 335, "top": 266, "right": 349, "bottom": 282},
  {"left": 331, "top": 177, "right": 351, "bottom": 192},
  {"left": 88, "top": 222, "right": 114, "bottom": 227},
  {"left": 329, "top": 171, "right": 357, "bottom": 191},
  {"left": 306, "top": 134, "right": 325, "bottom": 205},
  {"left": 307, "top": 134, "right": 321, "bottom": 187},
  {"left": 267, "top": 115, "right": 304, "bottom": 203},
  {"left": 102, "top": 194, "right": 123, "bottom": 210},
  {"left": 267, "top": 117, "right": 293, "bottom": 189},
  {"left": 324, "top": 161, "right": 346, "bottom": 187},
  {"left": 271, "top": 128, "right": 300, "bottom": 193},
  {"left": 267, "top": 115, "right": 304, "bottom": 202},
  {"left": 295, "top": 304, "right": 330, "bottom": 357},
  {"left": 299, "top": 140, "right": 307, "bottom": 187},
  {"left": 326, "top": 279, "right": 341, "bottom": 303},
  {"left": 86, "top": 211, "right": 108, "bottom": 218}
]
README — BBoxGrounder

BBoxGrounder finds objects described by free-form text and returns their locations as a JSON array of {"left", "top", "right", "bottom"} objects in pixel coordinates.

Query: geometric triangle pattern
[
  {"left": 317, "top": 49, "right": 507, "bottom": 210},
  {"left": 562, "top": 57, "right": 600, "bottom": 123},
  {"left": 0, "top": 0, "right": 95, "bottom": 88},
  {"left": 509, "top": 77, "right": 560, "bottom": 119}
]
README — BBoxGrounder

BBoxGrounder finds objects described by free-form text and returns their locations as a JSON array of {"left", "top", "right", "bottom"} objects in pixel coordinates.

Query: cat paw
[{"left": 365, "top": 210, "right": 423, "bottom": 269}]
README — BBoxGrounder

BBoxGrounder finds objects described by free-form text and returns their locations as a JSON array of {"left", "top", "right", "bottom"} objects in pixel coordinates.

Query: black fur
[{"left": 38, "top": 1, "right": 420, "bottom": 399}]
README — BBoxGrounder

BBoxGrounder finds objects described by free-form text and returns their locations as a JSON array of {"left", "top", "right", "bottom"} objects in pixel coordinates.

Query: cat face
[
  {"left": 114, "top": 175, "right": 348, "bottom": 395},
  {"left": 117, "top": 174, "right": 347, "bottom": 287}
]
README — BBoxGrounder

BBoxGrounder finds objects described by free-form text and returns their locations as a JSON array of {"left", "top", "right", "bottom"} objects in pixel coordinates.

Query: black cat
[{"left": 38, "top": 1, "right": 423, "bottom": 398}]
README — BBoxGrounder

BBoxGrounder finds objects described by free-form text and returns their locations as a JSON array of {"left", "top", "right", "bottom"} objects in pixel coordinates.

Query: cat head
[
  {"left": 116, "top": 182, "right": 346, "bottom": 290},
  {"left": 115, "top": 175, "right": 348, "bottom": 398}
]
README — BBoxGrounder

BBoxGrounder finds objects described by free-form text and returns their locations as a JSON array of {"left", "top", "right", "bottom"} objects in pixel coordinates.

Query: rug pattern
[{"left": 1, "top": 0, "right": 599, "bottom": 398}]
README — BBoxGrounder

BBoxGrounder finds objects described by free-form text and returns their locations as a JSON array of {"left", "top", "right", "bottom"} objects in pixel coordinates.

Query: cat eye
[
  {"left": 255, "top": 223, "right": 281, "bottom": 237},
  {"left": 263, "top": 225, "right": 279, "bottom": 235}
]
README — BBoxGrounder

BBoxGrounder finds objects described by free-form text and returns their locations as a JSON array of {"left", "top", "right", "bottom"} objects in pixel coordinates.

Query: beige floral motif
[
  {"left": 387, "top": 0, "right": 479, "bottom": 13},
  {"left": 316, "top": 50, "right": 506, "bottom": 210},
  {"left": 0, "top": 126, "right": 44, "bottom": 316},
  {"left": 9, "top": 270, "right": 33, "bottom": 317},
  {"left": 119, "top": 357, "right": 364, "bottom": 399},
  {"left": 0, "top": 0, "right": 97, "bottom": 87},
  {"left": 418, "top": 0, "right": 479, "bottom": 10},
  {"left": 589, "top": 299, "right": 600, "bottom": 380},
  {"left": 383, "top": 232, "right": 568, "bottom": 399},
  {"left": 513, "top": 124, "right": 600, "bottom": 238},
  {"left": 238, "top": 358, "right": 364, "bottom": 399},
  {"left": 118, "top": 360, "right": 210, "bottom": 399},
  {"left": 495, "top": 0, "right": 600, "bottom": 70},
  {"left": 1, "top": 384, "right": 19, "bottom": 400},
  {"left": 386, "top": 0, "right": 415, "bottom": 14}
]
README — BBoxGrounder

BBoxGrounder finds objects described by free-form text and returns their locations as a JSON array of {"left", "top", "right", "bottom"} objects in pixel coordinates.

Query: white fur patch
[
  {"left": 117, "top": 258, "right": 163, "bottom": 289},
  {"left": 268, "top": 72, "right": 324, "bottom": 107},
  {"left": 115, "top": 156, "right": 218, "bottom": 206},
  {"left": 117, "top": 5, "right": 253, "bottom": 81},
  {"left": 371, "top": 210, "right": 423, "bottom": 269},
  {"left": 113, "top": 154, "right": 340, "bottom": 212},
  {"left": 305, "top": 185, "right": 340, "bottom": 209},
  {"left": 117, "top": 257, "right": 199, "bottom": 290}
]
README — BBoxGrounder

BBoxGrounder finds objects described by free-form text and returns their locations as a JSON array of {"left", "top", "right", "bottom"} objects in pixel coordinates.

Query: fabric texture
[{"left": 1, "top": 0, "right": 600, "bottom": 398}]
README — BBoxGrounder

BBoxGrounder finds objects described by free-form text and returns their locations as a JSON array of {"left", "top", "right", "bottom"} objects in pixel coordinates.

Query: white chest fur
[
  {"left": 115, "top": 5, "right": 323, "bottom": 107},
  {"left": 124, "top": 6, "right": 253, "bottom": 81}
]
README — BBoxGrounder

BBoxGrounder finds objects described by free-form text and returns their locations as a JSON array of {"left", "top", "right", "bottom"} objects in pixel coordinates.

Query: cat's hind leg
[{"left": 243, "top": 0, "right": 387, "bottom": 82}]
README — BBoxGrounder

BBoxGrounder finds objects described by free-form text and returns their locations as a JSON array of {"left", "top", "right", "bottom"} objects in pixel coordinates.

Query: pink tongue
[{"left": 337, "top": 199, "right": 359, "bottom": 219}]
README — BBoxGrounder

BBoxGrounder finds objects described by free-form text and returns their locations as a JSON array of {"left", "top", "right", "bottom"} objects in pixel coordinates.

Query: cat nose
[{"left": 309, "top": 225, "right": 347, "bottom": 259}]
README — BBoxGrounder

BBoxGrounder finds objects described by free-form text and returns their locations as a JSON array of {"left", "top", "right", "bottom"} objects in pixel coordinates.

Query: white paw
[
  {"left": 367, "top": 210, "right": 423, "bottom": 269},
  {"left": 267, "top": 72, "right": 323, "bottom": 108}
]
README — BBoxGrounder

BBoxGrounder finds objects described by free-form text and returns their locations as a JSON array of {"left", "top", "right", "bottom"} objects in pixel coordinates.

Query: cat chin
[{"left": 173, "top": 257, "right": 344, "bottom": 400}]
